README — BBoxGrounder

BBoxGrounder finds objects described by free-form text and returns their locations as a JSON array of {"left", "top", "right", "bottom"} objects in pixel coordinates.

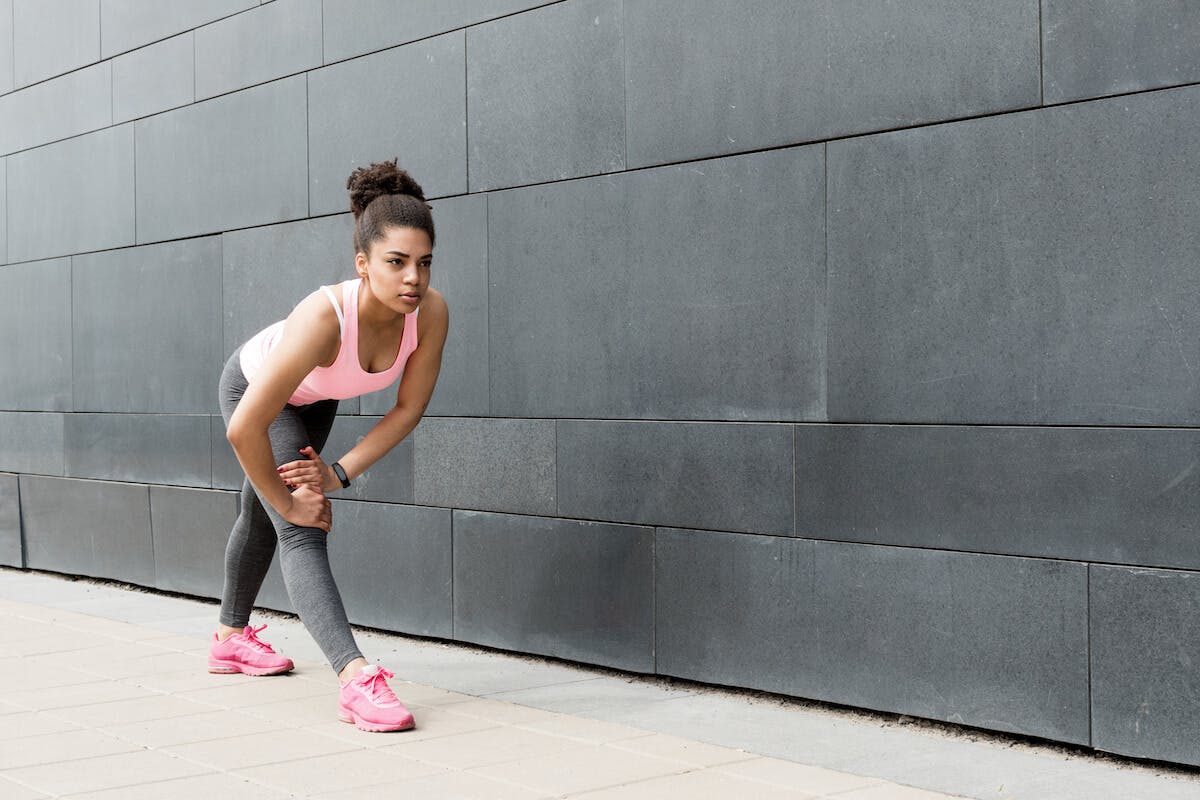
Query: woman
[{"left": 209, "top": 160, "right": 448, "bottom": 732}]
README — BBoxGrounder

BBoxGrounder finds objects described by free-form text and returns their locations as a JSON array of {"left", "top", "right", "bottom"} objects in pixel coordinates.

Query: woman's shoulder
[{"left": 416, "top": 288, "right": 448, "bottom": 339}]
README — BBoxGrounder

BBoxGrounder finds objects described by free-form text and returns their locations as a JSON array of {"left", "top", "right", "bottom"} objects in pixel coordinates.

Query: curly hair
[{"left": 346, "top": 159, "right": 436, "bottom": 252}]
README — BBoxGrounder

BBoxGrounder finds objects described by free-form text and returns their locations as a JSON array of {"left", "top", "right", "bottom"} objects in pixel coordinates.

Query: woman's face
[{"left": 356, "top": 225, "right": 432, "bottom": 315}]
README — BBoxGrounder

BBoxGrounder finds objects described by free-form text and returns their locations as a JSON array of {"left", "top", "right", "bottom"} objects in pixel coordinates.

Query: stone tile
[
  {"left": 0, "top": 62, "right": 111, "bottom": 155},
  {"left": 0, "top": 711, "right": 79, "bottom": 741},
  {"left": 467, "top": 0, "right": 623, "bottom": 189},
  {"left": 558, "top": 420, "right": 794, "bottom": 534},
  {"left": 435, "top": 696, "right": 560, "bottom": 726},
  {"left": 176, "top": 675, "right": 329, "bottom": 711},
  {"left": 321, "top": 0, "right": 556, "bottom": 63},
  {"left": 211, "top": 416, "right": 245, "bottom": 490},
  {"left": 380, "top": 724, "right": 580, "bottom": 769},
  {"left": 163, "top": 728, "right": 355, "bottom": 770},
  {"left": 64, "top": 772, "right": 292, "bottom": 800},
  {"left": 0, "top": 1, "right": 12, "bottom": 94},
  {"left": 194, "top": 0, "right": 322, "bottom": 99},
  {"left": 314, "top": 771, "right": 543, "bottom": 800},
  {"left": 307, "top": 31, "right": 466, "bottom": 213},
  {"left": 64, "top": 414, "right": 211, "bottom": 485},
  {"left": 320, "top": 416, "right": 413, "bottom": 503},
  {"left": 476, "top": 744, "right": 688, "bottom": 796},
  {"left": 718, "top": 758, "right": 882, "bottom": 794},
  {"left": 7, "top": 125, "right": 135, "bottom": 263},
  {"left": 327, "top": 499, "right": 452, "bottom": 637},
  {"left": 113, "top": 32, "right": 194, "bottom": 123},
  {"left": 1091, "top": 565, "right": 1200, "bottom": 767},
  {"left": 413, "top": 418, "right": 555, "bottom": 515},
  {"left": 0, "top": 777, "right": 47, "bottom": 800},
  {"left": 4, "top": 749, "right": 210, "bottom": 797},
  {"left": 221, "top": 213, "right": 357, "bottom": 360},
  {"left": 827, "top": 86, "right": 1200, "bottom": 425},
  {"left": 0, "top": 678, "right": 151, "bottom": 712},
  {"left": 46, "top": 694, "right": 220, "bottom": 729},
  {"left": 0, "top": 158, "right": 6, "bottom": 260},
  {"left": 0, "top": 413, "right": 64, "bottom": 476},
  {"left": 488, "top": 147, "right": 825, "bottom": 421},
  {"left": 237, "top": 749, "right": 442, "bottom": 796},
  {"left": 453, "top": 510, "right": 654, "bottom": 672},
  {"left": 19, "top": 476, "right": 154, "bottom": 585},
  {"left": 607, "top": 733, "right": 753, "bottom": 768},
  {"left": 135, "top": 76, "right": 308, "bottom": 243},
  {"left": 358, "top": 197, "right": 489, "bottom": 417},
  {"left": 656, "top": 530, "right": 1091, "bottom": 744},
  {"left": 150, "top": 486, "right": 238, "bottom": 598},
  {"left": 101, "top": 0, "right": 257, "bottom": 58},
  {"left": 1043, "top": 1, "right": 1200, "bottom": 104},
  {"left": 575, "top": 768, "right": 819, "bottom": 800},
  {"left": 515, "top": 714, "right": 649, "bottom": 745},
  {"left": 0, "top": 474, "right": 21, "bottom": 563},
  {"left": 12, "top": 0, "right": 100, "bottom": 87},
  {"left": 795, "top": 424, "right": 1200, "bottom": 569},
  {"left": 0, "top": 729, "right": 136, "bottom": 770},
  {"left": 101, "top": 710, "right": 277, "bottom": 748},
  {"left": 833, "top": 786, "right": 961, "bottom": 800},
  {"left": 626, "top": 0, "right": 1039, "bottom": 168},
  {"left": 0, "top": 259, "right": 71, "bottom": 410}
]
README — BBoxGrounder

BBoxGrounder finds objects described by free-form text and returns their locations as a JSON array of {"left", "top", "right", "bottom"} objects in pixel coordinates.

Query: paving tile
[
  {"left": 101, "top": 710, "right": 278, "bottom": 748},
  {"left": 119, "top": 669, "right": 245, "bottom": 695},
  {"left": 0, "top": 679, "right": 152, "bottom": 712},
  {"left": 717, "top": 757, "right": 883, "bottom": 795},
  {"left": 515, "top": 715, "right": 651, "bottom": 745},
  {"left": 61, "top": 772, "right": 292, "bottom": 800},
  {"left": 313, "top": 770, "right": 544, "bottom": 800},
  {"left": 572, "top": 768, "right": 819, "bottom": 799},
  {"left": 0, "top": 776, "right": 49, "bottom": 800},
  {"left": 175, "top": 675, "right": 331, "bottom": 710},
  {"left": 475, "top": 744, "right": 689, "bottom": 796},
  {"left": 237, "top": 749, "right": 444, "bottom": 795},
  {"left": 439, "top": 698, "right": 565, "bottom": 726},
  {"left": 235, "top": 694, "right": 336, "bottom": 727},
  {"left": 607, "top": 733, "right": 753, "bottom": 768},
  {"left": 47, "top": 694, "right": 220, "bottom": 728},
  {"left": 0, "top": 729, "right": 136, "bottom": 770},
  {"left": 832, "top": 784, "right": 964, "bottom": 799},
  {"left": 163, "top": 728, "right": 356, "bottom": 770},
  {"left": 0, "top": 711, "right": 80, "bottom": 740},
  {"left": 4, "top": 749, "right": 210, "bottom": 796},
  {"left": 383, "top": 725, "right": 582, "bottom": 769}
]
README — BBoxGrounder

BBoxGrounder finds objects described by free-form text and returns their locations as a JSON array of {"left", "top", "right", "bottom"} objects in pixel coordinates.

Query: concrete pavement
[{"left": 0, "top": 567, "right": 1196, "bottom": 799}]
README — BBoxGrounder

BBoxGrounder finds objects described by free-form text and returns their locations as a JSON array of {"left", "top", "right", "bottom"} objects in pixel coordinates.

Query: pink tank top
[{"left": 239, "top": 279, "right": 419, "bottom": 406}]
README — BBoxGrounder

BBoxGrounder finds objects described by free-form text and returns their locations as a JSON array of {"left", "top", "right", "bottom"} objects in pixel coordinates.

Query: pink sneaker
[
  {"left": 338, "top": 665, "right": 415, "bottom": 732},
  {"left": 208, "top": 624, "right": 294, "bottom": 676}
]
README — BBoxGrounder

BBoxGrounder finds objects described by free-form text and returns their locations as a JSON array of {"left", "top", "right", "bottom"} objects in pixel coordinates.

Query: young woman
[{"left": 209, "top": 160, "right": 448, "bottom": 732}]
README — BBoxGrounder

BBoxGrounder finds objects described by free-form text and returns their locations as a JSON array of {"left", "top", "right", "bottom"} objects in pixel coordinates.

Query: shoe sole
[
  {"left": 337, "top": 710, "right": 415, "bottom": 732},
  {"left": 207, "top": 659, "right": 294, "bottom": 676}
]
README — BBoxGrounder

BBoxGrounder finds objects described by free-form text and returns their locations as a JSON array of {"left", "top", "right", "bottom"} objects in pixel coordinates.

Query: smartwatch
[{"left": 331, "top": 461, "right": 351, "bottom": 489}]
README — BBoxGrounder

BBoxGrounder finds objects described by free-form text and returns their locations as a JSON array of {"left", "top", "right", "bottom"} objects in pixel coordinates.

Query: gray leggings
[{"left": 217, "top": 349, "right": 363, "bottom": 674}]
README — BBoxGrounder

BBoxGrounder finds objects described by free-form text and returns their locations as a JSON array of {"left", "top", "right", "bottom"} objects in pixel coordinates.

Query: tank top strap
[{"left": 320, "top": 285, "right": 344, "bottom": 336}]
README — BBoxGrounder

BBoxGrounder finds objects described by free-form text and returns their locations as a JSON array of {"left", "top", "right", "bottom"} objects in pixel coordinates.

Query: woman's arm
[
  {"left": 338, "top": 289, "right": 449, "bottom": 481},
  {"left": 226, "top": 291, "right": 341, "bottom": 531}
]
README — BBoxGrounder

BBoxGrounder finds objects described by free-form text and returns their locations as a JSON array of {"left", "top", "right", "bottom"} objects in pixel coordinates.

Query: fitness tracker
[{"left": 331, "top": 461, "right": 351, "bottom": 489}]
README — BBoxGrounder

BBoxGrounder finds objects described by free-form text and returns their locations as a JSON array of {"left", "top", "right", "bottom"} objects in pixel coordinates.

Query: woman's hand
[
  {"left": 277, "top": 446, "right": 343, "bottom": 494},
  {"left": 282, "top": 484, "right": 332, "bottom": 532}
]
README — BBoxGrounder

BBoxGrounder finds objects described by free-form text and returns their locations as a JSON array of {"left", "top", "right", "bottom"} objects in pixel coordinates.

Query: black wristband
[{"left": 331, "top": 461, "right": 350, "bottom": 489}]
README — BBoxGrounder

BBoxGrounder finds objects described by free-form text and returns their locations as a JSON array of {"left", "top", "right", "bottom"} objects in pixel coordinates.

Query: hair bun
[{"left": 346, "top": 159, "right": 427, "bottom": 218}]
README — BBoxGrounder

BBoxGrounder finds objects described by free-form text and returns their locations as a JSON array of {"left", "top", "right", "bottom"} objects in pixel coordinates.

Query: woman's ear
[{"left": 354, "top": 251, "right": 368, "bottom": 278}]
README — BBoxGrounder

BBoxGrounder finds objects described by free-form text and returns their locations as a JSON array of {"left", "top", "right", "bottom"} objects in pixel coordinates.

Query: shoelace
[
  {"left": 358, "top": 666, "right": 401, "bottom": 707},
  {"left": 238, "top": 624, "right": 278, "bottom": 653}
]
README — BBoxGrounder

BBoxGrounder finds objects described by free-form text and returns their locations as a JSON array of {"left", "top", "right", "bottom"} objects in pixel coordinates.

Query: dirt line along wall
[{"left": 2, "top": 0, "right": 1199, "bottom": 766}]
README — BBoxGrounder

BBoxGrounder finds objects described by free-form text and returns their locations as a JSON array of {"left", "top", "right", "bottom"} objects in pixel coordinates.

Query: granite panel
[
  {"left": 211, "top": 416, "right": 244, "bottom": 490},
  {"left": 12, "top": 0, "right": 100, "bottom": 87},
  {"left": 328, "top": 500, "right": 452, "bottom": 638},
  {"left": 0, "top": 159, "right": 6, "bottom": 261},
  {"left": 454, "top": 510, "right": 654, "bottom": 671},
  {"left": 657, "top": 530, "right": 1090, "bottom": 743},
  {"left": 827, "top": 87, "right": 1200, "bottom": 425},
  {"left": 73, "top": 238, "right": 223, "bottom": 413},
  {"left": 321, "top": 416, "right": 414, "bottom": 504},
  {"left": 795, "top": 425, "right": 1200, "bottom": 569},
  {"left": 0, "top": 412, "right": 65, "bottom": 476},
  {"left": 0, "top": 473, "right": 21, "bottom": 567},
  {"left": 0, "top": 0, "right": 12, "bottom": 94},
  {"left": 194, "top": 0, "right": 322, "bottom": 100},
  {"left": 221, "top": 214, "right": 356, "bottom": 359},
  {"left": 307, "top": 32, "right": 466, "bottom": 212},
  {"left": 19, "top": 475, "right": 155, "bottom": 585},
  {"left": 1091, "top": 565, "right": 1200, "bottom": 765},
  {"left": 150, "top": 485, "right": 237, "bottom": 598},
  {"left": 1043, "top": 1, "right": 1200, "bottom": 104},
  {"left": 467, "top": 0, "right": 623, "bottom": 190},
  {"left": 135, "top": 76, "right": 308, "bottom": 243},
  {"left": 625, "top": 0, "right": 1040, "bottom": 168},
  {"left": 0, "top": 258, "right": 72, "bottom": 410},
  {"left": 557, "top": 420, "right": 794, "bottom": 535},
  {"left": 0, "top": 62, "right": 111, "bottom": 155},
  {"left": 6, "top": 125, "right": 135, "bottom": 263},
  {"left": 64, "top": 414, "right": 211, "bottom": 487},
  {"left": 321, "top": 0, "right": 556, "bottom": 63},
  {"left": 359, "top": 195, "right": 489, "bottom": 417},
  {"left": 113, "top": 32, "right": 194, "bottom": 123},
  {"left": 101, "top": 0, "right": 257, "bottom": 57},
  {"left": 413, "top": 417, "right": 554, "bottom": 516},
  {"left": 489, "top": 147, "right": 825, "bottom": 421}
]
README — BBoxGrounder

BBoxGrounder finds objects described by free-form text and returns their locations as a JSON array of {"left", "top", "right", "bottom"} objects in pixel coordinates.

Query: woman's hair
[{"left": 346, "top": 159, "right": 436, "bottom": 252}]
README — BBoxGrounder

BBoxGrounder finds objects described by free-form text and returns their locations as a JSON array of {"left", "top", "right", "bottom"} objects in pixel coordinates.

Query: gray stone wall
[{"left": 2, "top": 0, "right": 1199, "bottom": 765}]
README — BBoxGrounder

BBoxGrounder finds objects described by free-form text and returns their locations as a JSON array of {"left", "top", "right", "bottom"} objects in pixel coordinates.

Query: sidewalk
[{"left": 0, "top": 569, "right": 1196, "bottom": 800}]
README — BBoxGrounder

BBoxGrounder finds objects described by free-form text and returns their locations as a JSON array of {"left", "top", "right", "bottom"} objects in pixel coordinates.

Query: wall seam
[
  {"left": 1037, "top": 0, "right": 1045, "bottom": 105},
  {"left": 449, "top": 508, "right": 455, "bottom": 640},
  {"left": 463, "top": 28, "right": 470, "bottom": 192},
  {"left": 620, "top": 0, "right": 627, "bottom": 170},
  {"left": 1086, "top": 563, "right": 1093, "bottom": 746}
]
